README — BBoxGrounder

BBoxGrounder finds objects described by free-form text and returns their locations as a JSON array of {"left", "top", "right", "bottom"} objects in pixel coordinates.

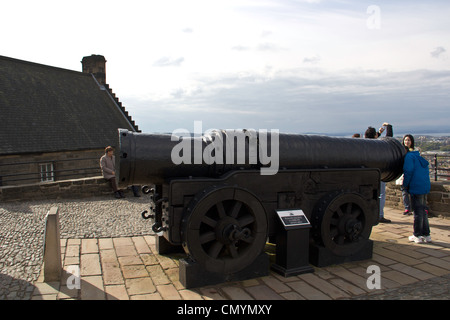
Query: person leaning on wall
[{"left": 100, "top": 146, "right": 125, "bottom": 199}]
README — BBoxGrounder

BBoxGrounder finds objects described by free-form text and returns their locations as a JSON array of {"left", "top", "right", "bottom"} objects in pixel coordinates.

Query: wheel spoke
[
  {"left": 208, "top": 241, "right": 224, "bottom": 258},
  {"left": 230, "top": 201, "right": 242, "bottom": 218},
  {"left": 202, "top": 215, "right": 218, "bottom": 228},
  {"left": 351, "top": 207, "right": 362, "bottom": 219},
  {"left": 237, "top": 214, "right": 255, "bottom": 227},
  {"left": 216, "top": 202, "right": 227, "bottom": 219},
  {"left": 199, "top": 231, "right": 216, "bottom": 244},
  {"left": 336, "top": 207, "right": 344, "bottom": 218},
  {"left": 345, "top": 202, "right": 352, "bottom": 216}
]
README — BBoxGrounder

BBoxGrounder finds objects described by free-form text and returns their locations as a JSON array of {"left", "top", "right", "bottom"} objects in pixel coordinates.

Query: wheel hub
[
  {"left": 344, "top": 218, "right": 362, "bottom": 241},
  {"left": 222, "top": 224, "right": 251, "bottom": 243}
]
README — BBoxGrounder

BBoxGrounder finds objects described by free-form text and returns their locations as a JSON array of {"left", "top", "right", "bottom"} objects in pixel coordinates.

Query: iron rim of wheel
[
  {"left": 314, "top": 192, "right": 372, "bottom": 257},
  {"left": 181, "top": 186, "right": 267, "bottom": 274}
]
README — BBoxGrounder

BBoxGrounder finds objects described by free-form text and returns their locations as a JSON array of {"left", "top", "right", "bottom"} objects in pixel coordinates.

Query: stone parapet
[
  {"left": 0, "top": 176, "right": 112, "bottom": 202},
  {"left": 386, "top": 181, "right": 450, "bottom": 218}
]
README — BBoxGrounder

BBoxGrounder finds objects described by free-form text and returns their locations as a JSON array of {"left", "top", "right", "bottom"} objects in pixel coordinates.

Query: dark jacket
[
  {"left": 403, "top": 151, "right": 431, "bottom": 195},
  {"left": 382, "top": 124, "right": 393, "bottom": 138}
]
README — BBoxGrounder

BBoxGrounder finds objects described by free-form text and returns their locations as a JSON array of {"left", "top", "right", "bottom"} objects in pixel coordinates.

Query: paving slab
[{"left": 16, "top": 207, "right": 450, "bottom": 300}]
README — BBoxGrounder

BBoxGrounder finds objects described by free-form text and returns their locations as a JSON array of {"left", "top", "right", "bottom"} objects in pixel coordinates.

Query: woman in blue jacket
[{"left": 402, "top": 138, "right": 431, "bottom": 243}]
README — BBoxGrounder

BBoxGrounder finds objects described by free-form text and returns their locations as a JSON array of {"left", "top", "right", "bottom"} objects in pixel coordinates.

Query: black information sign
[
  {"left": 281, "top": 214, "right": 308, "bottom": 226},
  {"left": 276, "top": 209, "right": 310, "bottom": 228}
]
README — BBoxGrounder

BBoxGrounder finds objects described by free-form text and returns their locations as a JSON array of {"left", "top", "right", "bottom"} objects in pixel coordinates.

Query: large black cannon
[{"left": 117, "top": 128, "right": 405, "bottom": 287}]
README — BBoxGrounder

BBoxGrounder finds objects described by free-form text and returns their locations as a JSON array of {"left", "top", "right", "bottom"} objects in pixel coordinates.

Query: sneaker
[
  {"left": 379, "top": 217, "right": 391, "bottom": 223},
  {"left": 403, "top": 210, "right": 412, "bottom": 216},
  {"left": 408, "top": 235, "right": 424, "bottom": 243},
  {"left": 423, "top": 235, "right": 432, "bottom": 243}
]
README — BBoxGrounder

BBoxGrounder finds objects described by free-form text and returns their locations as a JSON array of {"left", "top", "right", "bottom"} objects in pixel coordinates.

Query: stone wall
[
  {"left": 0, "top": 149, "right": 103, "bottom": 187},
  {"left": 0, "top": 176, "right": 113, "bottom": 202},
  {"left": 386, "top": 181, "right": 450, "bottom": 218}
]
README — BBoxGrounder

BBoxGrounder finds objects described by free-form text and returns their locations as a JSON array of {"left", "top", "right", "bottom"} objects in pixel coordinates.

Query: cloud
[
  {"left": 128, "top": 67, "right": 450, "bottom": 135},
  {"left": 231, "top": 42, "right": 282, "bottom": 52},
  {"left": 261, "top": 30, "right": 272, "bottom": 38},
  {"left": 431, "top": 46, "right": 446, "bottom": 58},
  {"left": 153, "top": 56, "right": 185, "bottom": 67},
  {"left": 256, "top": 42, "right": 282, "bottom": 52},
  {"left": 231, "top": 45, "right": 251, "bottom": 51},
  {"left": 303, "top": 55, "right": 321, "bottom": 64}
]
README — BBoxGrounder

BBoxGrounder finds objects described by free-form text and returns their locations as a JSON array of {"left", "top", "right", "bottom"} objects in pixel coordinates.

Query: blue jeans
[
  {"left": 401, "top": 186, "right": 411, "bottom": 211},
  {"left": 379, "top": 182, "right": 386, "bottom": 218},
  {"left": 411, "top": 194, "right": 430, "bottom": 237}
]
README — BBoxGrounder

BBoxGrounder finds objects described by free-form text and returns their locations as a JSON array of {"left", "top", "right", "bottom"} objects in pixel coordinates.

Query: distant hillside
[{"left": 395, "top": 135, "right": 450, "bottom": 153}]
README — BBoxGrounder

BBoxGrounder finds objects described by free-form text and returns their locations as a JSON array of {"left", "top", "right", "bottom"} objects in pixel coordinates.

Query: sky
[{"left": 1, "top": 0, "right": 450, "bottom": 136}]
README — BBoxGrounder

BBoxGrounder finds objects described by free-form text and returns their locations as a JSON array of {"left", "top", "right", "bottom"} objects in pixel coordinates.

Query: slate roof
[{"left": 0, "top": 55, "right": 139, "bottom": 155}]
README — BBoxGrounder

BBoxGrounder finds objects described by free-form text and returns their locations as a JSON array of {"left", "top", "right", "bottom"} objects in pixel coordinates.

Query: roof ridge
[
  {"left": 103, "top": 83, "right": 140, "bottom": 132},
  {"left": 0, "top": 54, "right": 87, "bottom": 77}
]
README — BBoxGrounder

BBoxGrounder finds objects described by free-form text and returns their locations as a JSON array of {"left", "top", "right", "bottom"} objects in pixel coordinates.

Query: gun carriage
[{"left": 117, "top": 128, "right": 405, "bottom": 287}]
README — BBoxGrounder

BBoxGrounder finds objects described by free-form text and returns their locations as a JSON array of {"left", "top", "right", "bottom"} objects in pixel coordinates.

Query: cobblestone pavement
[
  {"left": 1, "top": 195, "right": 449, "bottom": 300},
  {"left": 0, "top": 195, "right": 153, "bottom": 300}
]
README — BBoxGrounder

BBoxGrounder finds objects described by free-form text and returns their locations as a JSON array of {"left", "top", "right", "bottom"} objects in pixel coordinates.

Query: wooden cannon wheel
[
  {"left": 312, "top": 192, "right": 373, "bottom": 257},
  {"left": 181, "top": 186, "right": 267, "bottom": 275}
]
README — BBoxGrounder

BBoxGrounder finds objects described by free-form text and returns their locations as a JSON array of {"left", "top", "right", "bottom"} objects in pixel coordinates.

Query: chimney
[{"left": 81, "top": 54, "right": 106, "bottom": 85}]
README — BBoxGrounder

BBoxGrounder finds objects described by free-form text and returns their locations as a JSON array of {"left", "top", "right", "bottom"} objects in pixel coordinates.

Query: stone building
[{"left": 0, "top": 54, "right": 139, "bottom": 186}]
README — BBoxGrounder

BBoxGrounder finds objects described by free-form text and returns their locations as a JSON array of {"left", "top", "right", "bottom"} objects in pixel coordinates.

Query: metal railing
[
  {"left": 0, "top": 157, "right": 102, "bottom": 186},
  {"left": 423, "top": 153, "right": 450, "bottom": 181}
]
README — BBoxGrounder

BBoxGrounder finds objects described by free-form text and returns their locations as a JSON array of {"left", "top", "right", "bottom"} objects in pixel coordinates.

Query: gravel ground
[{"left": 0, "top": 195, "right": 154, "bottom": 299}]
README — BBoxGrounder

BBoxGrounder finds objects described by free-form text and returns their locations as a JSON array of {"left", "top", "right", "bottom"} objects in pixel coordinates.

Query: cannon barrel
[{"left": 117, "top": 128, "right": 405, "bottom": 187}]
